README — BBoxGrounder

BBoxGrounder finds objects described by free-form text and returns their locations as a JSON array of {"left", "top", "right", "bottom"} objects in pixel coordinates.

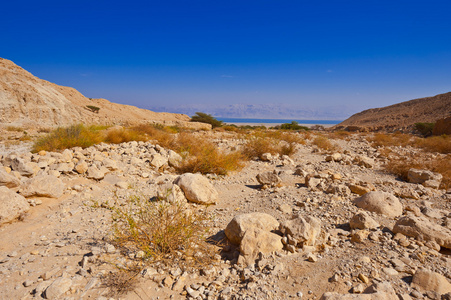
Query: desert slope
[
  {"left": 0, "top": 58, "right": 209, "bottom": 129},
  {"left": 334, "top": 92, "right": 451, "bottom": 132}
]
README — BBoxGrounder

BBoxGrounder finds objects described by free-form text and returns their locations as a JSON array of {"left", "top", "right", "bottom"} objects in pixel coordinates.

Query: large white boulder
[
  {"left": 174, "top": 173, "right": 218, "bottom": 205},
  {"left": 20, "top": 175, "right": 65, "bottom": 198},
  {"left": 225, "top": 212, "right": 280, "bottom": 245}
]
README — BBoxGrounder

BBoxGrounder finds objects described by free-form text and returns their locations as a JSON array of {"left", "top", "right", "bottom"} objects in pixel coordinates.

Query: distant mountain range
[{"left": 145, "top": 103, "right": 352, "bottom": 120}]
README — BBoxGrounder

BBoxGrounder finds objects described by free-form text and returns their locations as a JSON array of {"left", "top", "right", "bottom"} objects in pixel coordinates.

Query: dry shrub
[
  {"left": 414, "top": 135, "right": 451, "bottom": 154},
  {"left": 242, "top": 130, "right": 304, "bottom": 158},
  {"left": 32, "top": 124, "right": 103, "bottom": 152},
  {"left": 173, "top": 133, "right": 244, "bottom": 175},
  {"left": 6, "top": 126, "right": 24, "bottom": 132},
  {"left": 132, "top": 124, "right": 176, "bottom": 148},
  {"left": 312, "top": 135, "right": 339, "bottom": 152},
  {"left": 110, "top": 193, "right": 216, "bottom": 268},
  {"left": 102, "top": 265, "right": 141, "bottom": 297},
  {"left": 384, "top": 152, "right": 451, "bottom": 189},
  {"left": 367, "top": 133, "right": 413, "bottom": 148},
  {"left": 104, "top": 128, "right": 147, "bottom": 144},
  {"left": 328, "top": 130, "right": 353, "bottom": 140}
]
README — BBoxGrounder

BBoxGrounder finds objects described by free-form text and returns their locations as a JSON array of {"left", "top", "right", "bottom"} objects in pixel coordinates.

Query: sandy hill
[
  {"left": 0, "top": 58, "right": 209, "bottom": 130},
  {"left": 334, "top": 92, "right": 451, "bottom": 132}
]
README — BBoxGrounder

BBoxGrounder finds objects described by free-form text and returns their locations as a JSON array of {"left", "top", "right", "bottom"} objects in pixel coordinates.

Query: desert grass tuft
[
  {"left": 104, "top": 128, "right": 147, "bottom": 144},
  {"left": 109, "top": 193, "right": 216, "bottom": 268},
  {"left": 173, "top": 133, "right": 244, "bottom": 175},
  {"left": 312, "top": 135, "right": 340, "bottom": 152},
  {"left": 32, "top": 124, "right": 103, "bottom": 152},
  {"left": 101, "top": 265, "right": 141, "bottom": 297}
]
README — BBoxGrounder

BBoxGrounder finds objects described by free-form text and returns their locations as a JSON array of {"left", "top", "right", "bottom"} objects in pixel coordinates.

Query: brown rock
[
  {"left": 393, "top": 215, "right": 451, "bottom": 249},
  {"left": 411, "top": 268, "right": 451, "bottom": 294},
  {"left": 353, "top": 191, "right": 402, "bottom": 218},
  {"left": 225, "top": 212, "right": 279, "bottom": 245}
]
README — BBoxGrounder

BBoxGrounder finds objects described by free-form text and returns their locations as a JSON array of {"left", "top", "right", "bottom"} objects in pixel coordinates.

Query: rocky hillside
[
  {"left": 334, "top": 92, "right": 451, "bottom": 132},
  {"left": 0, "top": 58, "right": 209, "bottom": 130},
  {"left": 0, "top": 132, "right": 450, "bottom": 299}
]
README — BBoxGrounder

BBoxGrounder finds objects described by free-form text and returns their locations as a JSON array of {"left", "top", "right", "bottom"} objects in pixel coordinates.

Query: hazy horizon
[{"left": 2, "top": 1, "right": 450, "bottom": 119}]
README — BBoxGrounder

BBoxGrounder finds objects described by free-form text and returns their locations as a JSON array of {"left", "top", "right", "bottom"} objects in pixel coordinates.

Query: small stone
[
  {"left": 358, "top": 273, "right": 369, "bottom": 284},
  {"left": 307, "top": 253, "right": 318, "bottom": 262}
]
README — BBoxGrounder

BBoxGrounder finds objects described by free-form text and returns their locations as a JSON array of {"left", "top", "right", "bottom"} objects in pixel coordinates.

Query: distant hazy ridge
[{"left": 335, "top": 92, "right": 451, "bottom": 131}]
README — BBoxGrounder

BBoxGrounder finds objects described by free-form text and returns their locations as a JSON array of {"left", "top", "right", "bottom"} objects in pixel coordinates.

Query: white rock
[
  {"left": 174, "top": 173, "right": 218, "bottom": 205},
  {"left": 20, "top": 175, "right": 65, "bottom": 198},
  {"left": 0, "top": 186, "right": 30, "bottom": 225}
]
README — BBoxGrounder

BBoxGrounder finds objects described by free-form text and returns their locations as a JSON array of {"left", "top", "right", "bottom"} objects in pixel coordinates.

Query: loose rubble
[{"left": 0, "top": 131, "right": 450, "bottom": 299}]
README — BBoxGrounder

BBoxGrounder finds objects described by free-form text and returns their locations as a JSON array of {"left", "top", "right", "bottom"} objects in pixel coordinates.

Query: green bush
[
  {"left": 414, "top": 122, "right": 435, "bottom": 137},
  {"left": 277, "top": 121, "right": 309, "bottom": 131},
  {"left": 190, "top": 112, "right": 223, "bottom": 128},
  {"left": 86, "top": 105, "right": 100, "bottom": 113}
]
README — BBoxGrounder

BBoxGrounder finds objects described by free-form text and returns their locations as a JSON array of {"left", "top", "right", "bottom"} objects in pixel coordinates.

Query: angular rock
[
  {"left": 239, "top": 228, "right": 283, "bottom": 266},
  {"left": 411, "top": 269, "right": 451, "bottom": 294},
  {"left": 156, "top": 183, "right": 187, "bottom": 205},
  {"left": 0, "top": 186, "right": 30, "bottom": 225},
  {"left": 74, "top": 160, "right": 88, "bottom": 174},
  {"left": 20, "top": 175, "right": 65, "bottom": 198},
  {"left": 167, "top": 150, "right": 182, "bottom": 168},
  {"left": 279, "top": 215, "right": 321, "bottom": 247},
  {"left": 0, "top": 168, "right": 20, "bottom": 188},
  {"left": 44, "top": 277, "right": 72, "bottom": 299},
  {"left": 350, "top": 212, "right": 380, "bottom": 230},
  {"left": 225, "top": 212, "right": 279, "bottom": 245},
  {"left": 353, "top": 191, "right": 402, "bottom": 218},
  {"left": 260, "top": 153, "right": 273, "bottom": 161},
  {"left": 10, "top": 158, "right": 39, "bottom": 177},
  {"left": 174, "top": 173, "right": 218, "bottom": 205},
  {"left": 150, "top": 154, "right": 168, "bottom": 169},
  {"left": 353, "top": 156, "right": 374, "bottom": 168},
  {"left": 408, "top": 169, "right": 442, "bottom": 189},
  {"left": 256, "top": 171, "right": 281, "bottom": 187},
  {"left": 393, "top": 215, "right": 451, "bottom": 249},
  {"left": 86, "top": 165, "right": 109, "bottom": 180},
  {"left": 325, "top": 153, "right": 342, "bottom": 162}
]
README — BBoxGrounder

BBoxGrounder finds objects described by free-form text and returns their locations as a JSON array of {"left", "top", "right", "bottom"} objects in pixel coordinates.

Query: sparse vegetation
[
  {"left": 86, "top": 105, "right": 100, "bottom": 113},
  {"left": 190, "top": 112, "right": 223, "bottom": 128},
  {"left": 32, "top": 124, "right": 103, "bottom": 152},
  {"left": 104, "top": 128, "right": 147, "bottom": 144},
  {"left": 242, "top": 130, "right": 304, "bottom": 158},
  {"left": 109, "top": 193, "right": 216, "bottom": 267},
  {"left": 312, "top": 135, "right": 340, "bottom": 152},
  {"left": 414, "top": 122, "right": 435, "bottom": 137},
  {"left": 5, "top": 126, "right": 24, "bottom": 132},
  {"left": 273, "top": 121, "right": 309, "bottom": 131}
]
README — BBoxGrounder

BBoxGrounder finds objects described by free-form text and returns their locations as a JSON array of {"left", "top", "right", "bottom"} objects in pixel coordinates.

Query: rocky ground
[{"left": 0, "top": 131, "right": 450, "bottom": 300}]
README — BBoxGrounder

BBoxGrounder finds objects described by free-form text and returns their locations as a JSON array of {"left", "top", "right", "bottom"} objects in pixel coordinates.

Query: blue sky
[{"left": 2, "top": 0, "right": 451, "bottom": 119}]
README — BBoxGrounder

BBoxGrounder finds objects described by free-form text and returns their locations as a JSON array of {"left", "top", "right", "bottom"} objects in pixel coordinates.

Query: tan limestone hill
[
  {"left": 0, "top": 58, "right": 209, "bottom": 130},
  {"left": 334, "top": 92, "right": 451, "bottom": 132}
]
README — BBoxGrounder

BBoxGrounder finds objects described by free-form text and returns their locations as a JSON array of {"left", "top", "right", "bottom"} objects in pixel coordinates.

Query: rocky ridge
[
  {"left": 0, "top": 131, "right": 450, "bottom": 299},
  {"left": 0, "top": 58, "right": 209, "bottom": 130},
  {"left": 334, "top": 92, "right": 451, "bottom": 132}
]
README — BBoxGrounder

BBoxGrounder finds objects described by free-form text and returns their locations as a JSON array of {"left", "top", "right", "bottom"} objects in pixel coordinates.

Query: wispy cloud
[
  {"left": 221, "top": 74, "right": 234, "bottom": 78},
  {"left": 326, "top": 69, "right": 333, "bottom": 73}
]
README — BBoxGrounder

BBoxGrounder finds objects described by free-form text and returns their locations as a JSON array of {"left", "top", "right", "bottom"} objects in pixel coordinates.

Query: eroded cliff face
[
  {"left": 0, "top": 58, "right": 210, "bottom": 130},
  {"left": 334, "top": 92, "right": 451, "bottom": 132}
]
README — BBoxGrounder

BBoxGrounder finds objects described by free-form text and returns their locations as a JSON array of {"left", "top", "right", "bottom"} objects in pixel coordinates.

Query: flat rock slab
[{"left": 393, "top": 215, "right": 451, "bottom": 249}]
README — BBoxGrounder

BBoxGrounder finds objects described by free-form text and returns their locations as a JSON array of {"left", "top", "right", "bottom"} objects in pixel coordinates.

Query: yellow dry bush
[{"left": 32, "top": 124, "right": 103, "bottom": 152}]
